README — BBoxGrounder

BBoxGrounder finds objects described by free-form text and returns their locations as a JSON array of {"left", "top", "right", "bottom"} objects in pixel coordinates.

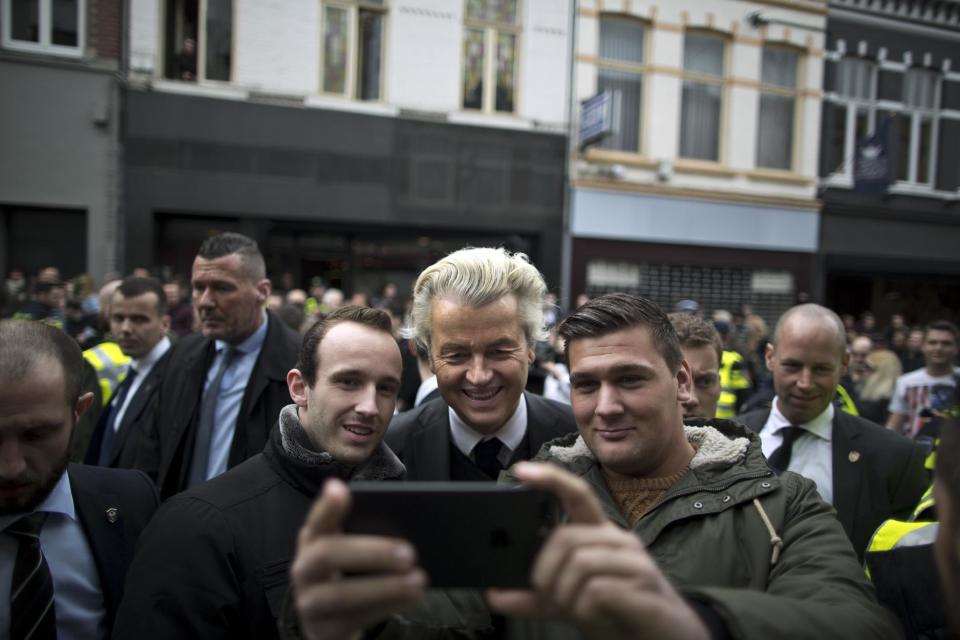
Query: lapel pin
[
  {"left": 848, "top": 451, "right": 861, "bottom": 463},
  {"left": 105, "top": 507, "right": 119, "bottom": 524}
]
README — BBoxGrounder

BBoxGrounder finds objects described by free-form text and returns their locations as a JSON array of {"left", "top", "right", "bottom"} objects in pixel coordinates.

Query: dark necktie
[
  {"left": 7, "top": 512, "right": 57, "bottom": 640},
  {"left": 188, "top": 347, "right": 237, "bottom": 487},
  {"left": 768, "top": 426, "right": 806, "bottom": 474},
  {"left": 98, "top": 367, "right": 138, "bottom": 466},
  {"left": 473, "top": 438, "right": 505, "bottom": 480}
]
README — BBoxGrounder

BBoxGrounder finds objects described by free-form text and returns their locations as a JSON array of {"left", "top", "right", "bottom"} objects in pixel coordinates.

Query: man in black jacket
[
  {"left": 386, "top": 247, "right": 576, "bottom": 480},
  {"left": 85, "top": 276, "right": 172, "bottom": 469},
  {"left": 132, "top": 233, "right": 301, "bottom": 499},
  {"left": 0, "top": 319, "right": 158, "bottom": 639},
  {"left": 736, "top": 303, "right": 927, "bottom": 560},
  {"left": 113, "top": 306, "right": 441, "bottom": 639}
]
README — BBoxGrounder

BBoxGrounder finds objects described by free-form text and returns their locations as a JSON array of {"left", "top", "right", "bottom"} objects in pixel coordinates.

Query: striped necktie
[{"left": 7, "top": 512, "right": 57, "bottom": 640}]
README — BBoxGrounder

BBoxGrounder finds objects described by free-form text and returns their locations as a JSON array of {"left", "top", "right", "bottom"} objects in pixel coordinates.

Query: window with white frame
[
  {"left": 2, "top": 0, "right": 84, "bottom": 56},
  {"left": 825, "top": 56, "right": 874, "bottom": 176},
  {"left": 321, "top": 0, "right": 386, "bottom": 100},
  {"left": 825, "top": 54, "right": 942, "bottom": 188},
  {"left": 892, "top": 67, "right": 939, "bottom": 185},
  {"left": 595, "top": 14, "right": 645, "bottom": 153},
  {"left": 756, "top": 46, "right": 801, "bottom": 171},
  {"left": 163, "top": 0, "right": 233, "bottom": 82},
  {"left": 462, "top": 0, "right": 519, "bottom": 114},
  {"left": 679, "top": 32, "right": 726, "bottom": 162}
]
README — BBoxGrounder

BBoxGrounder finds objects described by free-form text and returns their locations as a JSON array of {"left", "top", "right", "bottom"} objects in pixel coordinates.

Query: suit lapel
[
  {"left": 162, "top": 340, "right": 213, "bottom": 492},
  {"left": 110, "top": 368, "right": 159, "bottom": 465},
  {"left": 410, "top": 403, "right": 452, "bottom": 480},
  {"left": 738, "top": 410, "right": 769, "bottom": 435},
  {"left": 68, "top": 467, "right": 127, "bottom": 620},
  {"left": 233, "top": 313, "right": 289, "bottom": 463},
  {"left": 831, "top": 412, "right": 863, "bottom": 538},
  {"left": 523, "top": 393, "right": 557, "bottom": 454},
  {"left": 168, "top": 341, "right": 212, "bottom": 452}
]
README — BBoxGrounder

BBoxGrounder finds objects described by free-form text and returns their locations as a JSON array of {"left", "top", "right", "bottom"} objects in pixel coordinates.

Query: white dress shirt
[
  {"left": 760, "top": 399, "right": 835, "bottom": 505},
  {"left": 110, "top": 336, "right": 171, "bottom": 432},
  {"left": 449, "top": 395, "right": 528, "bottom": 467},
  {"left": 414, "top": 375, "right": 439, "bottom": 407}
]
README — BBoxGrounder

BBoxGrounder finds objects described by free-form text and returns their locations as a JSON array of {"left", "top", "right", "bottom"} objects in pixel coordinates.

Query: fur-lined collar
[
  {"left": 277, "top": 404, "right": 405, "bottom": 481},
  {"left": 545, "top": 424, "right": 750, "bottom": 471}
]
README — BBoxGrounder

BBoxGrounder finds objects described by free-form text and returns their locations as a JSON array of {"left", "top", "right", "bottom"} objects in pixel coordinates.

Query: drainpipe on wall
[{"left": 559, "top": 0, "right": 579, "bottom": 311}]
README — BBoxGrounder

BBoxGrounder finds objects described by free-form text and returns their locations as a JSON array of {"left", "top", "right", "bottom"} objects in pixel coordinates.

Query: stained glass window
[
  {"left": 323, "top": 6, "right": 348, "bottom": 95},
  {"left": 462, "top": 0, "right": 519, "bottom": 113}
]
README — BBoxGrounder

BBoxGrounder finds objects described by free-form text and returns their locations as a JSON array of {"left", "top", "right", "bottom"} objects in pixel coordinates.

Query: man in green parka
[{"left": 290, "top": 293, "right": 899, "bottom": 640}]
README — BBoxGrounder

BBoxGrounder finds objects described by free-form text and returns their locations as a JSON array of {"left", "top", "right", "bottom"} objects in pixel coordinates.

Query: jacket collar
[
  {"left": 67, "top": 465, "right": 127, "bottom": 622},
  {"left": 265, "top": 404, "right": 406, "bottom": 496},
  {"left": 541, "top": 419, "right": 753, "bottom": 474},
  {"left": 530, "top": 420, "right": 775, "bottom": 534}
]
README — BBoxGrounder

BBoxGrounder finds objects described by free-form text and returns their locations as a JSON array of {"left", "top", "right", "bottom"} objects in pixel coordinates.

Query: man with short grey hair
[
  {"left": 133, "top": 232, "right": 301, "bottom": 498},
  {"left": 387, "top": 247, "right": 576, "bottom": 480}
]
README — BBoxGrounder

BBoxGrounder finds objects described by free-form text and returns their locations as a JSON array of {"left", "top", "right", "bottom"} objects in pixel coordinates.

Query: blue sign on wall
[
  {"left": 579, "top": 91, "right": 612, "bottom": 149},
  {"left": 854, "top": 116, "right": 892, "bottom": 193}
]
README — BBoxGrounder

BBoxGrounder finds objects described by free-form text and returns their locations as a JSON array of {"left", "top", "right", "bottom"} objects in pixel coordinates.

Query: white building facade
[
  {"left": 121, "top": 0, "right": 573, "bottom": 292},
  {"left": 570, "top": 0, "right": 827, "bottom": 320}
]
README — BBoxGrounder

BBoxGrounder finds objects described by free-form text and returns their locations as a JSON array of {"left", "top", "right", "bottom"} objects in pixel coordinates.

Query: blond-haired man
[{"left": 387, "top": 247, "right": 576, "bottom": 480}]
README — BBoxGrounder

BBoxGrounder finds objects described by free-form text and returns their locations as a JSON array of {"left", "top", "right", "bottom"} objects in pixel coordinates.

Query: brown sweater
[{"left": 602, "top": 446, "right": 697, "bottom": 527}]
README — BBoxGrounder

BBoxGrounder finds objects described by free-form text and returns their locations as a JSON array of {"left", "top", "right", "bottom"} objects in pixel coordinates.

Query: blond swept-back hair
[{"left": 412, "top": 247, "right": 547, "bottom": 353}]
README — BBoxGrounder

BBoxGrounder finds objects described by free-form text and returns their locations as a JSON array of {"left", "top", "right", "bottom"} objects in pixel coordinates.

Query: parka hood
[{"left": 537, "top": 418, "right": 756, "bottom": 476}]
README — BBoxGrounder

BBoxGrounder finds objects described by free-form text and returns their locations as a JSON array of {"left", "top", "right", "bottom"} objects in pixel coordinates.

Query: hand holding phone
[
  {"left": 487, "top": 463, "right": 710, "bottom": 640},
  {"left": 290, "top": 478, "right": 427, "bottom": 640}
]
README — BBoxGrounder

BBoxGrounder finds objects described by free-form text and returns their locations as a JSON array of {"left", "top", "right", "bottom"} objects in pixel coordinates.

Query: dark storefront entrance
[
  {"left": 825, "top": 266, "right": 960, "bottom": 326},
  {"left": 155, "top": 213, "right": 538, "bottom": 298},
  {"left": 125, "top": 89, "right": 566, "bottom": 296}
]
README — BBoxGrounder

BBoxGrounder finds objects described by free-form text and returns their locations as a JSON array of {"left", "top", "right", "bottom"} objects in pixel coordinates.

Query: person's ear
[
  {"left": 287, "top": 369, "right": 309, "bottom": 407},
  {"left": 256, "top": 279, "right": 272, "bottom": 306},
  {"left": 676, "top": 360, "right": 693, "bottom": 404},
  {"left": 74, "top": 392, "right": 95, "bottom": 421}
]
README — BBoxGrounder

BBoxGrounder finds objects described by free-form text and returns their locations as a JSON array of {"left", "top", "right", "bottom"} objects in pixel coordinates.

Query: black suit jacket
[
  {"left": 84, "top": 349, "right": 171, "bottom": 468},
  {"left": 66, "top": 463, "right": 159, "bottom": 635},
  {"left": 385, "top": 392, "right": 577, "bottom": 480},
  {"left": 133, "top": 313, "right": 301, "bottom": 499},
  {"left": 736, "top": 408, "right": 928, "bottom": 560}
]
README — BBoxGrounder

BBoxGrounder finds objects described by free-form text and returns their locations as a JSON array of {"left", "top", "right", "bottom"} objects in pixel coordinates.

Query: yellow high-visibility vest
[
  {"left": 835, "top": 384, "right": 859, "bottom": 417},
  {"left": 83, "top": 341, "right": 131, "bottom": 406},
  {"left": 717, "top": 350, "right": 750, "bottom": 418}
]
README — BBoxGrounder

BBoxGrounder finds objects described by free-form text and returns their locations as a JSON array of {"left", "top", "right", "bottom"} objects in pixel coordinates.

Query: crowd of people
[{"left": 1, "top": 233, "right": 958, "bottom": 639}]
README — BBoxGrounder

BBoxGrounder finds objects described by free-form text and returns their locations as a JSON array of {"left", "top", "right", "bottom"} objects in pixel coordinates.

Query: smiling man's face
[
  {"left": 568, "top": 325, "right": 693, "bottom": 480},
  {"left": 766, "top": 317, "right": 847, "bottom": 426},
  {"left": 289, "top": 321, "right": 402, "bottom": 465},
  {"left": 429, "top": 295, "right": 534, "bottom": 436}
]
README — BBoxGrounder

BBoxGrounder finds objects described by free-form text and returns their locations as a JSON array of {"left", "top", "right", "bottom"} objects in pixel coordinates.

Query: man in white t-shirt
[{"left": 887, "top": 320, "right": 959, "bottom": 439}]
